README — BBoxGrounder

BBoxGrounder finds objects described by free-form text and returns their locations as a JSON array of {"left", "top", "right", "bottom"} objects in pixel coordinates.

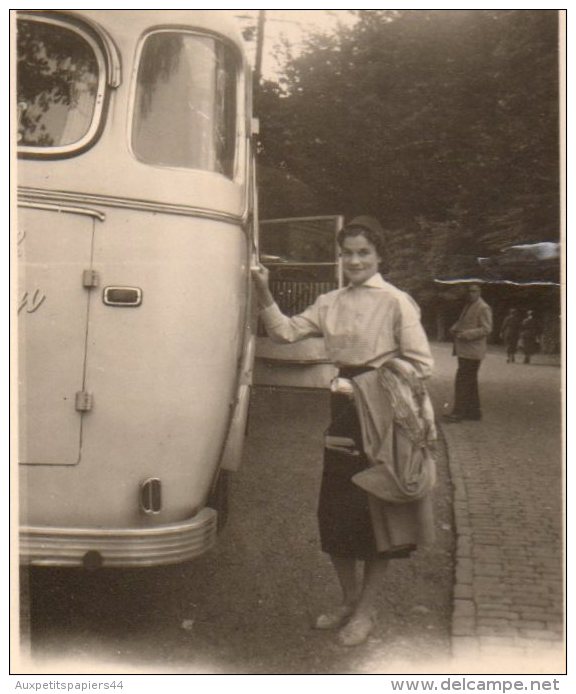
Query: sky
[{"left": 228, "top": 10, "right": 357, "bottom": 79}]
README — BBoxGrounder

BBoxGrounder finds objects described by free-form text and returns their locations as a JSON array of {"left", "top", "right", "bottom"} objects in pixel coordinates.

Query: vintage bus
[{"left": 16, "top": 10, "right": 258, "bottom": 567}]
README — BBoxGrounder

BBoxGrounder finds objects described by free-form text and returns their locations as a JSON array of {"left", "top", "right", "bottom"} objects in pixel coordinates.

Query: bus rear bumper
[{"left": 19, "top": 508, "right": 218, "bottom": 568}]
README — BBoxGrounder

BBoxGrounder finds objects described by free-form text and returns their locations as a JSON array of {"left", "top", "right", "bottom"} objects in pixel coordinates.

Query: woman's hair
[{"left": 337, "top": 216, "right": 388, "bottom": 270}]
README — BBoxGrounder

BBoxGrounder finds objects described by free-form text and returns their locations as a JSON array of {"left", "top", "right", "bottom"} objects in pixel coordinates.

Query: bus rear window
[
  {"left": 17, "top": 16, "right": 105, "bottom": 153},
  {"left": 132, "top": 31, "right": 238, "bottom": 177}
]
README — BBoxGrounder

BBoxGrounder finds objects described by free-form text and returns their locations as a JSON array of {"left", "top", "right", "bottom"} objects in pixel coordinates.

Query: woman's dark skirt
[{"left": 317, "top": 367, "right": 416, "bottom": 561}]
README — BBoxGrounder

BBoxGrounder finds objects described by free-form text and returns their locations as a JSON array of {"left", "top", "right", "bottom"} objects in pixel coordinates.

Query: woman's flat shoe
[
  {"left": 337, "top": 613, "right": 375, "bottom": 646},
  {"left": 314, "top": 605, "right": 354, "bottom": 630}
]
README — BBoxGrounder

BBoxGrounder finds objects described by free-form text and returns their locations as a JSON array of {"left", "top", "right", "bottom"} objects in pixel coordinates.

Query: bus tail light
[{"left": 140, "top": 478, "right": 162, "bottom": 514}]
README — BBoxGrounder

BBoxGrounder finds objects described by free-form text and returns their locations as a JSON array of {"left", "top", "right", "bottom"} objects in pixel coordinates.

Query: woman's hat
[{"left": 345, "top": 216, "right": 385, "bottom": 236}]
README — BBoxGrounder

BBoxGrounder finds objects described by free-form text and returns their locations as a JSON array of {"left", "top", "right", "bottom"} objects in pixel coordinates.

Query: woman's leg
[
  {"left": 338, "top": 557, "right": 389, "bottom": 645},
  {"left": 330, "top": 555, "right": 359, "bottom": 606},
  {"left": 355, "top": 557, "right": 389, "bottom": 617},
  {"left": 314, "top": 555, "right": 358, "bottom": 629}
]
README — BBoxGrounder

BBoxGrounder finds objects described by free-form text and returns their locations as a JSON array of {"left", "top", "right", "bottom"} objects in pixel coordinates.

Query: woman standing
[{"left": 251, "top": 216, "right": 436, "bottom": 646}]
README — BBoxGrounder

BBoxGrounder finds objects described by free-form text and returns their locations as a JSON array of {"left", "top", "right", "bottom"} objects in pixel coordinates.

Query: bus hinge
[
  {"left": 82, "top": 270, "right": 100, "bottom": 288},
  {"left": 75, "top": 391, "right": 94, "bottom": 412}
]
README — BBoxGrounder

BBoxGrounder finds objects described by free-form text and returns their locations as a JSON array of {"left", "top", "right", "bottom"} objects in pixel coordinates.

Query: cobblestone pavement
[{"left": 430, "top": 343, "right": 564, "bottom": 673}]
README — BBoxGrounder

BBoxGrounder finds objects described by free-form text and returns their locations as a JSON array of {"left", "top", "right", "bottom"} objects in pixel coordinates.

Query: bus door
[
  {"left": 254, "top": 215, "right": 343, "bottom": 389},
  {"left": 17, "top": 204, "right": 102, "bottom": 467}
]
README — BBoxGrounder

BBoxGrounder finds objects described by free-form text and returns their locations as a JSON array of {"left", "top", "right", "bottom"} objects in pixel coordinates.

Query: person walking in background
[
  {"left": 251, "top": 216, "right": 436, "bottom": 647},
  {"left": 500, "top": 308, "right": 522, "bottom": 363},
  {"left": 444, "top": 284, "right": 493, "bottom": 422},
  {"left": 519, "top": 310, "right": 540, "bottom": 364}
]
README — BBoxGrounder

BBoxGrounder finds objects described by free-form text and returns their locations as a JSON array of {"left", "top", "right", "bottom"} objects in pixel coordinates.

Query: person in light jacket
[
  {"left": 444, "top": 284, "right": 493, "bottom": 422},
  {"left": 251, "top": 216, "right": 435, "bottom": 647}
]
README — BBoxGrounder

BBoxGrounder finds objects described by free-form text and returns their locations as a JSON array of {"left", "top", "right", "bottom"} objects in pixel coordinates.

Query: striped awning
[{"left": 435, "top": 242, "right": 560, "bottom": 287}]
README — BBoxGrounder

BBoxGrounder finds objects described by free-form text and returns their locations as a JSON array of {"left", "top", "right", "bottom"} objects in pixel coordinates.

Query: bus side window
[
  {"left": 17, "top": 16, "right": 105, "bottom": 154},
  {"left": 132, "top": 31, "right": 238, "bottom": 177}
]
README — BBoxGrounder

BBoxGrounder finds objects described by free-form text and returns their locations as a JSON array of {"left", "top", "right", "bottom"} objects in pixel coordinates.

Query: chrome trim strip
[
  {"left": 20, "top": 507, "right": 218, "bottom": 568},
  {"left": 18, "top": 200, "right": 106, "bottom": 222},
  {"left": 18, "top": 188, "right": 245, "bottom": 225}
]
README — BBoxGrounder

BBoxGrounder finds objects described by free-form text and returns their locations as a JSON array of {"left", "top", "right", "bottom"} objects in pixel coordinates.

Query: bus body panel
[
  {"left": 19, "top": 163, "right": 246, "bottom": 224},
  {"left": 16, "top": 10, "right": 256, "bottom": 567},
  {"left": 19, "top": 204, "right": 249, "bottom": 530}
]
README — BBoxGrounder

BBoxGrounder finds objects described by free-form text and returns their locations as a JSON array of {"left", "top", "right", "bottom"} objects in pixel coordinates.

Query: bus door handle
[{"left": 103, "top": 286, "right": 142, "bottom": 307}]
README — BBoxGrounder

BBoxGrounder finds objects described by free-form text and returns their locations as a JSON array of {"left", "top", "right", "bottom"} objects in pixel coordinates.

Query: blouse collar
[{"left": 347, "top": 272, "right": 388, "bottom": 290}]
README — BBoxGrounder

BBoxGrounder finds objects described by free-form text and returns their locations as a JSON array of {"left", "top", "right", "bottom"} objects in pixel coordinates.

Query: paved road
[
  {"left": 20, "top": 342, "right": 563, "bottom": 674},
  {"left": 429, "top": 343, "right": 564, "bottom": 673},
  {"left": 23, "top": 362, "right": 455, "bottom": 674}
]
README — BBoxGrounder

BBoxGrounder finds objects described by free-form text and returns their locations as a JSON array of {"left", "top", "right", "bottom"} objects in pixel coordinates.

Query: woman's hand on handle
[
  {"left": 251, "top": 262, "right": 269, "bottom": 288},
  {"left": 251, "top": 263, "right": 274, "bottom": 308}
]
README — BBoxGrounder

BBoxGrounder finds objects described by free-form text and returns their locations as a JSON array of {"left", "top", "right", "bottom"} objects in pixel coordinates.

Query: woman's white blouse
[{"left": 260, "top": 273, "right": 433, "bottom": 377}]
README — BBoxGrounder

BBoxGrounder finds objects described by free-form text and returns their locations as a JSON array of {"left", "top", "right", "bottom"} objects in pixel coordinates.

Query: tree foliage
[
  {"left": 17, "top": 18, "right": 99, "bottom": 146},
  {"left": 256, "top": 10, "right": 560, "bottom": 304}
]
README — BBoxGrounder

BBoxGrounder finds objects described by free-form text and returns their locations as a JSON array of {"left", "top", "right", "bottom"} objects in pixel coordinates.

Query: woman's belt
[
  {"left": 332, "top": 365, "right": 376, "bottom": 396},
  {"left": 337, "top": 365, "right": 375, "bottom": 379}
]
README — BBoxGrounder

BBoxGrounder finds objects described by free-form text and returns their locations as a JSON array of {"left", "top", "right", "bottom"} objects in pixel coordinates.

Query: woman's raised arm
[{"left": 252, "top": 264, "right": 324, "bottom": 344}]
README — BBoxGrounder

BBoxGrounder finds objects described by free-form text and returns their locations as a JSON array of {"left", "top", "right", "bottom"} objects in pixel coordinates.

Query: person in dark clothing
[
  {"left": 500, "top": 308, "right": 522, "bottom": 363},
  {"left": 520, "top": 310, "right": 540, "bottom": 364}
]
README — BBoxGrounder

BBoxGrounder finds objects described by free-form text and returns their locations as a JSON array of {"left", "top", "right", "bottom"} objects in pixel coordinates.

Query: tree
[{"left": 256, "top": 10, "right": 560, "bottom": 302}]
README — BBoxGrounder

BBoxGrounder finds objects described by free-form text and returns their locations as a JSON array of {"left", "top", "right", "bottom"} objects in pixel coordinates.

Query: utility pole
[{"left": 254, "top": 9, "right": 266, "bottom": 85}]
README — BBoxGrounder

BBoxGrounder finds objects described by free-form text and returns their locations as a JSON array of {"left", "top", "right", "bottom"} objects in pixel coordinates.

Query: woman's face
[{"left": 340, "top": 233, "right": 382, "bottom": 286}]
